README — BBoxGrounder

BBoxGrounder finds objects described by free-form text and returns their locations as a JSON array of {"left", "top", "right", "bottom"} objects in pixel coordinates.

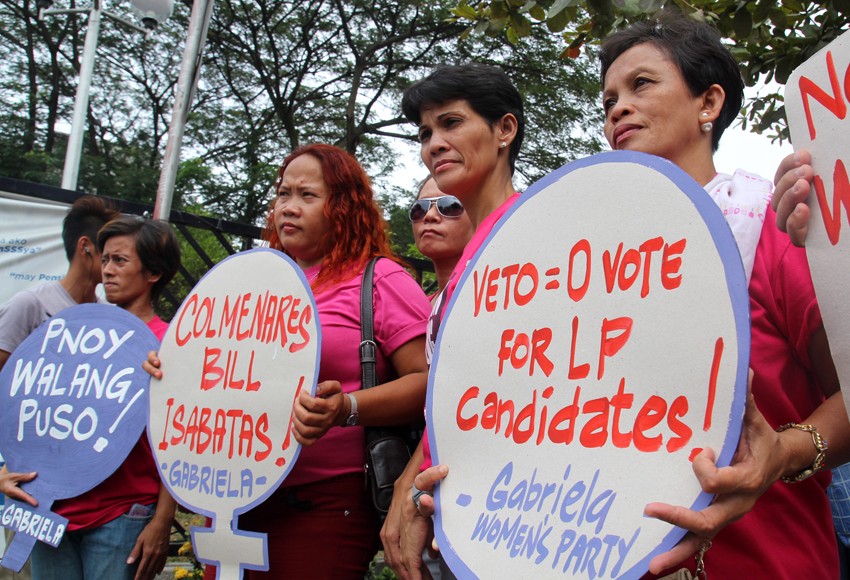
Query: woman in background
[
  {"left": 409, "top": 176, "right": 474, "bottom": 300},
  {"left": 2, "top": 216, "right": 181, "bottom": 580}
]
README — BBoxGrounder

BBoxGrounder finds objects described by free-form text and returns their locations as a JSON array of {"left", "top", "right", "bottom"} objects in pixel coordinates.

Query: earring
[
  {"left": 701, "top": 122, "right": 713, "bottom": 133},
  {"left": 500, "top": 141, "right": 507, "bottom": 149}
]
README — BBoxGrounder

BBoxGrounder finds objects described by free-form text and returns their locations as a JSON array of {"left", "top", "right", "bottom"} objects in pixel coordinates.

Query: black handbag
[{"left": 360, "top": 257, "right": 423, "bottom": 520}]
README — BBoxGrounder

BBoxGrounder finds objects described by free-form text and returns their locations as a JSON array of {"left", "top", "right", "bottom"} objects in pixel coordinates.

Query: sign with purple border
[
  {"left": 149, "top": 248, "right": 320, "bottom": 580},
  {"left": 0, "top": 303, "right": 160, "bottom": 571},
  {"left": 428, "top": 151, "right": 750, "bottom": 579}
]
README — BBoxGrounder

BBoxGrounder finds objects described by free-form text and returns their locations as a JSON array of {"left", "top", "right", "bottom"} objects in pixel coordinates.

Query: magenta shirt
[{"left": 283, "top": 259, "right": 431, "bottom": 487}]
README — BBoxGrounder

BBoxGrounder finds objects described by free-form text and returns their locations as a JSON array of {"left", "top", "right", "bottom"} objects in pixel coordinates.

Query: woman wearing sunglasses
[
  {"left": 409, "top": 177, "right": 473, "bottom": 300},
  {"left": 381, "top": 62, "right": 524, "bottom": 580}
]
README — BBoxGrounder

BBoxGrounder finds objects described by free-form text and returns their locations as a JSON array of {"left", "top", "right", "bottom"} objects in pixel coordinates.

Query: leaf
[
  {"left": 510, "top": 12, "right": 533, "bottom": 37},
  {"left": 753, "top": 0, "right": 773, "bottom": 23},
  {"left": 732, "top": 7, "right": 753, "bottom": 39},
  {"left": 546, "top": 6, "right": 571, "bottom": 32},
  {"left": 638, "top": 0, "right": 664, "bottom": 13},
  {"left": 530, "top": 5, "right": 547, "bottom": 20},
  {"left": 506, "top": 25, "right": 520, "bottom": 43},
  {"left": 775, "top": 56, "right": 794, "bottom": 85},
  {"left": 518, "top": 1, "right": 537, "bottom": 14},
  {"left": 547, "top": 0, "right": 572, "bottom": 17},
  {"left": 769, "top": 8, "right": 789, "bottom": 31},
  {"left": 453, "top": 3, "right": 479, "bottom": 20}
]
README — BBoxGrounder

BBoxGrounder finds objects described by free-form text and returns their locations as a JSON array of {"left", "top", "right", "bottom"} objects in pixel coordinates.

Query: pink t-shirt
[
  {"left": 422, "top": 193, "right": 520, "bottom": 469},
  {"left": 282, "top": 258, "right": 431, "bottom": 487},
  {"left": 54, "top": 316, "right": 167, "bottom": 530}
]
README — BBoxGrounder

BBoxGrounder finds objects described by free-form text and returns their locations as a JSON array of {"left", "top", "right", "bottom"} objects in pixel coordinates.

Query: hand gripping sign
[
  {"left": 149, "top": 248, "right": 320, "bottom": 580},
  {"left": 785, "top": 29, "right": 850, "bottom": 420},
  {"left": 428, "top": 151, "right": 750, "bottom": 579},
  {"left": 0, "top": 303, "right": 160, "bottom": 571}
]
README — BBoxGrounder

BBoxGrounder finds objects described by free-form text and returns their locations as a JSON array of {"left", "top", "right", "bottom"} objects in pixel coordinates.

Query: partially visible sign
[
  {"left": 785, "top": 29, "right": 850, "bottom": 419},
  {"left": 428, "top": 152, "right": 750, "bottom": 579},
  {"left": 0, "top": 192, "right": 68, "bottom": 306},
  {"left": 0, "top": 304, "right": 159, "bottom": 571},
  {"left": 150, "top": 248, "right": 320, "bottom": 580}
]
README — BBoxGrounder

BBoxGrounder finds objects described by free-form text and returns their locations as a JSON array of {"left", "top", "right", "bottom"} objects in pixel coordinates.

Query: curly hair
[{"left": 262, "top": 143, "right": 400, "bottom": 290}]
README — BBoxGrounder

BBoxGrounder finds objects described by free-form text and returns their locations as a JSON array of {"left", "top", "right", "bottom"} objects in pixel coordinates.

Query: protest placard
[
  {"left": 428, "top": 151, "right": 750, "bottom": 579},
  {"left": 149, "top": 248, "right": 320, "bottom": 579},
  {"left": 0, "top": 303, "right": 159, "bottom": 571},
  {"left": 784, "top": 29, "right": 850, "bottom": 419}
]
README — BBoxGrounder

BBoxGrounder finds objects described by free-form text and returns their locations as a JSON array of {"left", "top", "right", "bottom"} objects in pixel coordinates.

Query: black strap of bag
[
  {"left": 360, "top": 257, "right": 379, "bottom": 390},
  {"left": 360, "top": 257, "right": 418, "bottom": 520}
]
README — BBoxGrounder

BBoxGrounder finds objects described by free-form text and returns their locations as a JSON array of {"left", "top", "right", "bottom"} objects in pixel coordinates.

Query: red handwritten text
[
  {"left": 455, "top": 377, "right": 692, "bottom": 454},
  {"left": 157, "top": 398, "right": 273, "bottom": 462},
  {"left": 175, "top": 291, "right": 312, "bottom": 351}
]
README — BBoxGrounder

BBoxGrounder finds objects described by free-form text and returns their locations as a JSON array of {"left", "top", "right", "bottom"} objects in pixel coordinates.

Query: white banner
[{"left": 0, "top": 191, "right": 69, "bottom": 306}]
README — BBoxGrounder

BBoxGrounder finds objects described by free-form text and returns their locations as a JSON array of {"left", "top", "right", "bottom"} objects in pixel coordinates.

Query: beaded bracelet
[{"left": 776, "top": 423, "right": 828, "bottom": 483}]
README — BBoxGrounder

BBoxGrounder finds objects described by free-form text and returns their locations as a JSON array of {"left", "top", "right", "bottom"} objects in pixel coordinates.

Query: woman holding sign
[
  {"left": 381, "top": 62, "right": 526, "bottom": 579},
  {"left": 1, "top": 216, "right": 181, "bottom": 580},
  {"left": 599, "top": 14, "right": 850, "bottom": 579},
  {"left": 158, "top": 143, "right": 431, "bottom": 578}
]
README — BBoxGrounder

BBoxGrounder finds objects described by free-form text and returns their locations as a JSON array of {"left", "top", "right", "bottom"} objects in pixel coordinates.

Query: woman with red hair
[{"left": 236, "top": 143, "right": 431, "bottom": 577}]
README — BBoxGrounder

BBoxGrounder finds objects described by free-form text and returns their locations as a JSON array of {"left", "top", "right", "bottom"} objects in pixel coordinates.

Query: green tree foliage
[
  {"left": 0, "top": 0, "right": 604, "bottom": 233},
  {"left": 450, "top": 0, "right": 850, "bottom": 140}
]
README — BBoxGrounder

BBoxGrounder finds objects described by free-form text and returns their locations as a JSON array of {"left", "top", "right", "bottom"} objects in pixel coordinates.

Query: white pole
[
  {"left": 61, "top": 0, "right": 102, "bottom": 191},
  {"left": 153, "top": 0, "right": 214, "bottom": 220}
]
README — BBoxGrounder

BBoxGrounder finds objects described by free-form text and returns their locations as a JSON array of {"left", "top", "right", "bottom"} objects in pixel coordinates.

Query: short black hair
[
  {"left": 600, "top": 14, "right": 744, "bottom": 152},
  {"left": 401, "top": 63, "right": 525, "bottom": 174},
  {"left": 61, "top": 196, "right": 119, "bottom": 260},
  {"left": 97, "top": 217, "right": 181, "bottom": 304}
]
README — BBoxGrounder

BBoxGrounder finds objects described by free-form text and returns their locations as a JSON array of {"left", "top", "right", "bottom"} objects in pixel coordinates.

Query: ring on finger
[{"left": 411, "top": 483, "right": 433, "bottom": 510}]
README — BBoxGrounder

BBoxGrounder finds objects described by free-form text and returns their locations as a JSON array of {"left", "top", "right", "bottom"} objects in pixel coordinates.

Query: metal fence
[{"left": 0, "top": 176, "right": 434, "bottom": 316}]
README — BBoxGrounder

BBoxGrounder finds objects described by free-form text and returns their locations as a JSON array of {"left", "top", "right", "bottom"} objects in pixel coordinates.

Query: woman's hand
[
  {"left": 644, "top": 373, "right": 786, "bottom": 573},
  {"left": 0, "top": 465, "right": 38, "bottom": 507},
  {"left": 128, "top": 516, "right": 171, "bottom": 580},
  {"left": 772, "top": 150, "right": 814, "bottom": 246},
  {"left": 142, "top": 350, "right": 162, "bottom": 380},
  {"left": 291, "top": 380, "right": 344, "bottom": 446},
  {"left": 128, "top": 486, "right": 177, "bottom": 580},
  {"left": 388, "top": 464, "right": 448, "bottom": 580}
]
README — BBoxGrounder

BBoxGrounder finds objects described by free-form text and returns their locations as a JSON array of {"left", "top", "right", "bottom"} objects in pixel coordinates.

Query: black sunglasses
[{"left": 408, "top": 195, "right": 465, "bottom": 222}]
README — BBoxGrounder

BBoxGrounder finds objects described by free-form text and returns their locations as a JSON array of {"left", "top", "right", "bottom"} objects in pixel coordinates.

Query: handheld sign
[
  {"left": 149, "top": 248, "right": 320, "bottom": 580},
  {"left": 784, "top": 30, "right": 850, "bottom": 420},
  {"left": 0, "top": 303, "right": 159, "bottom": 571},
  {"left": 428, "top": 152, "right": 750, "bottom": 579}
]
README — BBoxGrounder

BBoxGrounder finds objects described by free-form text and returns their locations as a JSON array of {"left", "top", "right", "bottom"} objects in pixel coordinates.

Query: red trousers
[{"left": 203, "top": 474, "right": 380, "bottom": 579}]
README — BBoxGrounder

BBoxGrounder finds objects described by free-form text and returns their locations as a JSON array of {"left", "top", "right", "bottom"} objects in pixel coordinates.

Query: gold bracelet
[{"left": 776, "top": 423, "right": 828, "bottom": 483}]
